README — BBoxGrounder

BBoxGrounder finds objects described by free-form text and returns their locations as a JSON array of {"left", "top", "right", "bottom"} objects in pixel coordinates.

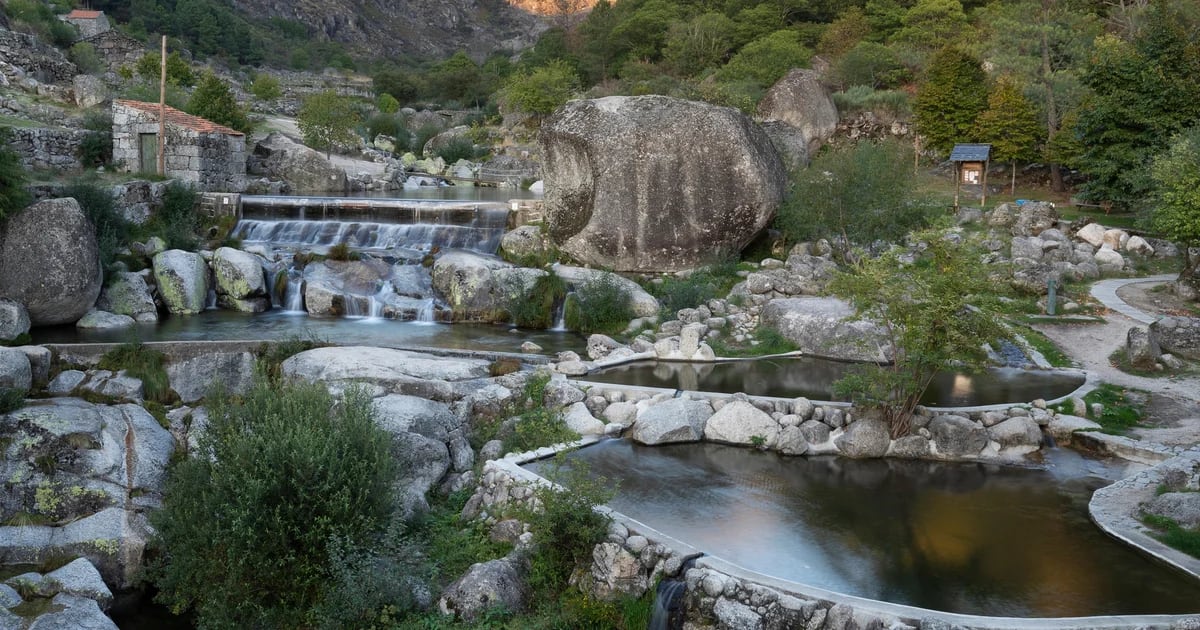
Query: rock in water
[
  {"left": 0, "top": 198, "right": 102, "bottom": 325},
  {"left": 539, "top": 96, "right": 786, "bottom": 272},
  {"left": 153, "top": 250, "right": 209, "bottom": 315}
]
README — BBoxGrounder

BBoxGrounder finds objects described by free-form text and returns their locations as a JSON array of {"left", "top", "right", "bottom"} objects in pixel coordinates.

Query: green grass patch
[
  {"left": 1142, "top": 513, "right": 1200, "bottom": 559},
  {"left": 649, "top": 260, "right": 748, "bottom": 318},
  {"left": 709, "top": 328, "right": 799, "bottom": 358},
  {"left": 564, "top": 274, "right": 636, "bottom": 336},
  {"left": 1012, "top": 326, "right": 1074, "bottom": 368},
  {"left": 412, "top": 489, "right": 513, "bottom": 587},
  {"left": 1081, "top": 383, "right": 1144, "bottom": 433},
  {"left": 0, "top": 388, "right": 27, "bottom": 413},
  {"left": 97, "top": 343, "right": 175, "bottom": 404}
]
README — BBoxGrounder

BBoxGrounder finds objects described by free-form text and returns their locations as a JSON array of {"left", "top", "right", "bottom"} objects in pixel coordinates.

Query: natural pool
[
  {"left": 33, "top": 310, "right": 586, "bottom": 355},
  {"left": 582, "top": 358, "right": 1087, "bottom": 406},
  {"left": 528, "top": 440, "right": 1200, "bottom": 617}
]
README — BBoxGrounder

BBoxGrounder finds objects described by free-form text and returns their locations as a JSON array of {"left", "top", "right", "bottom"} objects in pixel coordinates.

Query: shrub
[
  {"left": 375, "top": 92, "right": 400, "bottom": 114},
  {"left": 65, "top": 180, "right": 127, "bottom": 270},
  {"left": 504, "top": 273, "right": 567, "bottom": 329},
  {"left": 0, "top": 128, "right": 31, "bottom": 223},
  {"left": 312, "top": 520, "right": 432, "bottom": 628},
  {"left": 564, "top": 274, "right": 635, "bottom": 335},
  {"left": 0, "top": 388, "right": 27, "bottom": 414},
  {"left": 522, "top": 458, "right": 615, "bottom": 598},
  {"left": 187, "top": 72, "right": 250, "bottom": 134},
  {"left": 77, "top": 112, "right": 113, "bottom": 168},
  {"left": 651, "top": 260, "right": 742, "bottom": 316},
  {"left": 150, "top": 379, "right": 397, "bottom": 628},
  {"left": 144, "top": 182, "right": 199, "bottom": 251},
  {"left": 432, "top": 136, "right": 484, "bottom": 163},
  {"left": 97, "top": 343, "right": 174, "bottom": 404},
  {"left": 326, "top": 241, "right": 356, "bottom": 261},
  {"left": 249, "top": 74, "right": 282, "bottom": 101},
  {"left": 831, "top": 86, "right": 912, "bottom": 120},
  {"left": 69, "top": 42, "right": 104, "bottom": 75},
  {"left": 365, "top": 113, "right": 409, "bottom": 150},
  {"left": 413, "top": 124, "right": 443, "bottom": 156}
]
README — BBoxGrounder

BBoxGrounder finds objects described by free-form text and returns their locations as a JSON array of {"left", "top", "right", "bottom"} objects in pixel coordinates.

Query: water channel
[{"left": 528, "top": 440, "right": 1200, "bottom": 617}]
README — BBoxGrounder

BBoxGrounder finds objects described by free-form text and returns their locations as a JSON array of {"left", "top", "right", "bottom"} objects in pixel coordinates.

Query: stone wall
[
  {"left": 82, "top": 30, "right": 144, "bottom": 72},
  {"left": 64, "top": 14, "right": 110, "bottom": 40},
  {"left": 7, "top": 127, "right": 88, "bottom": 171},
  {"left": 112, "top": 103, "right": 246, "bottom": 192},
  {"left": 0, "top": 29, "right": 76, "bottom": 85}
]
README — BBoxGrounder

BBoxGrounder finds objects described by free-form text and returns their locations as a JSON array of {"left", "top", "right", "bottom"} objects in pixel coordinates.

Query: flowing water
[
  {"left": 529, "top": 441, "right": 1200, "bottom": 617},
  {"left": 581, "top": 358, "right": 1086, "bottom": 406}
]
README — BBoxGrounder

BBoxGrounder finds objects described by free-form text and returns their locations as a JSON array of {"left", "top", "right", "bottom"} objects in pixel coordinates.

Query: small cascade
[
  {"left": 281, "top": 271, "right": 305, "bottom": 313},
  {"left": 648, "top": 578, "right": 688, "bottom": 630},
  {"left": 549, "top": 293, "right": 569, "bottom": 331},
  {"left": 205, "top": 288, "right": 218, "bottom": 310},
  {"left": 367, "top": 281, "right": 396, "bottom": 320},
  {"left": 414, "top": 298, "right": 437, "bottom": 324}
]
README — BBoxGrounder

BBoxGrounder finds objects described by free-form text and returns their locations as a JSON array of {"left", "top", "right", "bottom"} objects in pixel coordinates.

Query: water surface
[{"left": 529, "top": 441, "right": 1200, "bottom": 617}]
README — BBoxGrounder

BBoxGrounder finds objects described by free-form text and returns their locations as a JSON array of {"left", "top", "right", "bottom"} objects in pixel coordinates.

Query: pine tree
[
  {"left": 975, "top": 75, "right": 1042, "bottom": 194},
  {"left": 187, "top": 72, "right": 249, "bottom": 134},
  {"left": 914, "top": 46, "right": 987, "bottom": 154}
]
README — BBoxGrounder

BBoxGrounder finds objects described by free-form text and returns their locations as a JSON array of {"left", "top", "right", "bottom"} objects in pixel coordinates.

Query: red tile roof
[
  {"left": 115, "top": 99, "right": 245, "bottom": 137},
  {"left": 65, "top": 9, "right": 103, "bottom": 19}
]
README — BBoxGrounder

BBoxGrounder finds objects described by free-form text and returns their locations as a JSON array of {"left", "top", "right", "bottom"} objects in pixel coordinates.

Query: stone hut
[
  {"left": 82, "top": 30, "right": 145, "bottom": 72},
  {"left": 112, "top": 100, "right": 246, "bottom": 192},
  {"left": 62, "top": 9, "right": 111, "bottom": 40}
]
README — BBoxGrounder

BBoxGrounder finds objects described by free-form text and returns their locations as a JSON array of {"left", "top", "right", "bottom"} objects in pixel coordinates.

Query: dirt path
[
  {"left": 1032, "top": 278, "right": 1200, "bottom": 448},
  {"left": 256, "top": 115, "right": 387, "bottom": 177}
]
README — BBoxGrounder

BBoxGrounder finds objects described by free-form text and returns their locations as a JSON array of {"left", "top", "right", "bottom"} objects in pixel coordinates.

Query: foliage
[
  {"left": 257, "top": 333, "right": 328, "bottom": 382},
  {"left": 65, "top": 180, "right": 127, "bottom": 270},
  {"left": 312, "top": 519, "right": 432, "bottom": 628},
  {"left": 326, "top": 241, "right": 356, "bottom": 262},
  {"left": 831, "top": 232, "right": 1009, "bottom": 437},
  {"left": 376, "top": 92, "right": 401, "bottom": 114},
  {"left": 709, "top": 327, "right": 799, "bottom": 357},
  {"left": 830, "top": 86, "right": 911, "bottom": 119},
  {"left": 817, "top": 6, "right": 871, "bottom": 57},
  {"left": 521, "top": 458, "right": 615, "bottom": 599},
  {"left": 502, "top": 60, "right": 581, "bottom": 122},
  {"left": 97, "top": 343, "right": 174, "bottom": 404},
  {"left": 1150, "top": 128, "right": 1200, "bottom": 277},
  {"left": 249, "top": 74, "right": 282, "bottom": 101},
  {"left": 187, "top": 72, "right": 250, "bottom": 134},
  {"left": 775, "top": 139, "right": 935, "bottom": 246},
  {"left": 0, "top": 389, "right": 27, "bottom": 414},
  {"left": 5, "top": 0, "right": 76, "bottom": 47},
  {"left": 716, "top": 30, "right": 812, "bottom": 89},
  {"left": 0, "top": 128, "right": 31, "bottom": 223},
  {"left": 69, "top": 42, "right": 104, "bottom": 75},
  {"left": 411, "top": 489, "right": 512, "bottom": 593},
  {"left": 298, "top": 90, "right": 361, "bottom": 157},
  {"left": 1075, "top": 3, "right": 1200, "bottom": 210},
  {"left": 913, "top": 46, "right": 987, "bottom": 154},
  {"left": 432, "top": 137, "right": 485, "bottom": 163},
  {"left": 564, "top": 274, "right": 636, "bottom": 335},
  {"left": 365, "top": 113, "right": 408, "bottom": 147},
  {"left": 503, "top": 273, "right": 567, "bottom": 330},
  {"left": 508, "top": 407, "right": 577, "bottom": 454},
  {"left": 77, "top": 110, "right": 114, "bottom": 168},
  {"left": 833, "top": 41, "right": 910, "bottom": 90},
  {"left": 892, "top": 0, "right": 973, "bottom": 52},
  {"left": 1142, "top": 513, "right": 1200, "bottom": 559},
  {"left": 143, "top": 181, "right": 199, "bottom": 251},
  {"left": 663, "top": 12, "right": 737, "bottom": 76},
  {"left": 1081, "top": 383, "right": 1143, "bottom": 433},
  {"left": 650, "top": 260, "right": 742, "bottom": 316},
  {"left": 975, "top": 74, "right": 1042, "bottom": 192},
  {"left": 150, "top": 378, "right": 397, "bottom": 629},
  {"left": 135, "top": 52, "right": 195, "bottom": 87}
]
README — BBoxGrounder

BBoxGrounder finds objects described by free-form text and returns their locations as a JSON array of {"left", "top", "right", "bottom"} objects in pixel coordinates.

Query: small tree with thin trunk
[
  {"left": 831, "top": 232, "right": 1010, "bottom": 437},
  {"left": 298, "top": 90, "right": 360, "bottom": 158},
  {"left": 975, "top": 75, "right": 1042, "bottom": 195}
]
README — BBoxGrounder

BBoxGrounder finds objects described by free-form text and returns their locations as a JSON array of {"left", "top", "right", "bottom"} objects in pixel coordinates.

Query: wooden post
[
  {"left": 953, "top": 161, "right": 960, "bottom": 211},
  {"left": 981, "top": 158, "right": 989, "bottom": 207},
  {"left": 913, "top": 135, "right": 920, "bottom": 175},
  {"left": 157, "top": 35, "right": 166, "bottom": 176}
]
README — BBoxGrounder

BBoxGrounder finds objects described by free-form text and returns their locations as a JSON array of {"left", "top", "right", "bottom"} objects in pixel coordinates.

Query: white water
[
  {"left": 549, "top": 293, "right": 569, "bottom": 331},
  {"left": 282, "top": 272, "right": 305, "bottom": 313},
  {"left": 414, "top": 298, "right": 437, "bottom": 324}
]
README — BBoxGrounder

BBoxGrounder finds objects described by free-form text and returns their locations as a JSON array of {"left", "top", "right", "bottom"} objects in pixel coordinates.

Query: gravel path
[{"left": 256, "top": 115, "right": 387, "bottom": 177}]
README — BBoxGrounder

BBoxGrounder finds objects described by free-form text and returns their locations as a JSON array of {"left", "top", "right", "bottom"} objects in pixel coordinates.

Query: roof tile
[{"left": 114, "top": 99, "right": 244, "bottom": 137}]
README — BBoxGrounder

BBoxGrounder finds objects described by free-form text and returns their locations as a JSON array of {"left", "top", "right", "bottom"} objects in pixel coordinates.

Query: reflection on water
[
  {"left": 583, "top": 359, "right": 1086, "bottom": 406},
  {"left": 33, "top": 310, "right": 585, "bottom": 355},
  {"left": 529, "top": 441, "right": 1200, "bottom": 617}
]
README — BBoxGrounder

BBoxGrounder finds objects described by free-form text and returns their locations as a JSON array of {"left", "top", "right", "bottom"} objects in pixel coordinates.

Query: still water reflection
[
  {"left": 529, "top": 441, "right": 1200, "bottom": 617},
  {"left": 582, "top": 358, "right": 1086, "bottom": 406}
]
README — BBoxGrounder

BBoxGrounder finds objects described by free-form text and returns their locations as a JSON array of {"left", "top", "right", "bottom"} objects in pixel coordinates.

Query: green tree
[
  {"left": 375, "top": 92, "right": 400, "bottom": 114},
  {"left": 831, "top": 232, "right": 1010, "bottom": 437},
  {"left": 1075, "top": 3, "right": 1200, "bottom": 209},
  {"left": 297, "top": 90, "right": 361, "bottom": 157},
  {"left": 817, "top": 6, "right": 872, "bottom": 58},
  {"left": 975, "top": 75, "right": 1042, "bottom": 194},
  {"left": 1150, "top": 128, "right": 1200, "bottom": 282},
  {"left": 150, "top": 379, "right": 396, "bottom": 629},
  {"left": 135, "top": 51, "right": 195, "bottom": 87},
  {"left": 0, "top": 129, "right": 30, "bottom": 223},
  {"left": 249, "top": 74, "right": 282, "bottom": 101},
  {"left": 187, "top": 72, "right": 249, "bottom": 134},
  {"left": 775, "top": 139, "right": 936, "bottom": 247},
  {"left": 717, "top": 30, "right": 812, "bottom": 88},
  {"left": 892, "top": 0, "right": 973, "bottom": 52},
  {"left": 428, "top": 51, "right": 485, "bottom": 106},
  {"left": 834, "top": 40, "right": 909, "bottom": 89},
  {"left": 502, "top": 60, "right": 581, "bottom": 123},
  {"left": 914, "top": 46, "right": 987, "bottom": 154},
  {"left": 662, "top": 12, "right": 737, "bottom": 77}
]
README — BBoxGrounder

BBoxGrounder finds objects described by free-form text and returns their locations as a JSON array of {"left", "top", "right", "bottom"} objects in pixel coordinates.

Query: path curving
[{"left": 1089, "top": 274, "right": 1177, "bottom": 323}]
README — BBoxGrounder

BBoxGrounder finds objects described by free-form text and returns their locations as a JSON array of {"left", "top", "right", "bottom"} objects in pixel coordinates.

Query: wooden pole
[
  {"left": 157, "top": 35, "right": 166, "bottom": 176},
  {"left": 981, "top": 158, "right": 989, "bottom": 207},
  {"left": 953, "top": 162, "right": 960, "bottom": 211}
]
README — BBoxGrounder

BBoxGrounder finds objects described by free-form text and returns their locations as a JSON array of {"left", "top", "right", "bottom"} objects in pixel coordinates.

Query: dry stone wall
[{"left": 7, "top": 127, "right": 88, "bottom": 171}]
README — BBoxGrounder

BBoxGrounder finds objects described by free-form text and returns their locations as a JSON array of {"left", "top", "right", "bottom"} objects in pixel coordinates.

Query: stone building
[
  {"left": 82, "top": 30, "right": 145, "bottom": 72},
  {"left": 62, "top": 9, "right": 111, "bottom": 40},
  {"left": 112, "top": 100, "right": 246, "bottom": 192}
]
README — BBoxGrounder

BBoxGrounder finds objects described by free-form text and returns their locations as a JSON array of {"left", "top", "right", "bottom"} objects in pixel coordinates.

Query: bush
[
  {"left": 144, "top": 182, "right": 199, "bottom": 251},
  {"left": 187, "top": 72, "right": 250, "bottom": 134},
  {"left": 504, "top": 273, "right": 567, "bottom": 329},
  {"left": 0, "top": 388, "right": 27, "bottom": 414},
  {"left": 97, "top": 343, "right": 174, "bottom": 404},
  {"left": 432, "top": 136, "right": 484, "bottom": 163},
  {"left": 365, "top": 113, "right": 409, "bottom": 150},
  {"left": 413, "top": 124, "right": 443, "bottom": 156},
  {"left": 69, "top": 42, "right": 104, "bottom": 75},
  {"left": 312, "top": 520, "right": 432, "bottom": 628},
  {"left": 375, "top": 92, "right": 400, "bottom": 114},
  {"left": 326, "top": 241, "right": 356, "bottom": 261},
  {"left": 0, "top": 129, "right": 31, "bottom": 223},
  {"left": 65, "top": 180, "right": 127, "bottom": 270},
  {"left": 522, "top": 458, "right": 615, "bottom": 598},
  {"left": 249, "top": 74, "right": 282, "bottom": 101},
  {"left": 150, "top": 378, "right": 397, "bottom": 628},
  {"left": 775, "top": 139, "right": 936, "bottom": 247},
  {"left": 564, "top": 274, "right": 636, "bottom": 335},
  {"left": 831, "top": 86, "right": 912, "bottom": 120},
  {"left": 651, "top": 260, "right": 741, "bottom": 316}
]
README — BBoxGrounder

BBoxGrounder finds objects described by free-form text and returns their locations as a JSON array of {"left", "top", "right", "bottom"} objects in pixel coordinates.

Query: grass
[
  {"left": 564, "top": 274, "right": 636, "bottom": 336},
  {"left": 1142, "top": 514, "right": 1200, "bottom": 559},
  {"left": 1012, "top": 326, "right": 1074, "bottom": 368},
  {"left": 709, "top": 328, "right": 799, "bottom": 358},
  {"left": 96, "top": 343, "right": 175, "bottom": 404},
  {"left": 648, "top": 260, "right": 749, "bottom": 318},
  {"left": 257, "top": 333, "right": 329, "bottom": 381},
  {"left": 412, "top": 489, "right": 513, "bottom": 587},
  {"left": 1078, "top": 383, "right": 1145, "bottom": 433}
]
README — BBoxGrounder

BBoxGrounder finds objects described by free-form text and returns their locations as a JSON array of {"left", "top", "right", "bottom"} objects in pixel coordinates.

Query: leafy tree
[
  {"left": 717, "top": 30, "right": 812, "bottom": 88},
  {"left": 372, "top": 68, "right": 422, "bottom": 104},
  {"left": 69, "top": 42, "right": 104, "bottom": 75},
  {"left": 1075, "top": 2, "right": 1200, "bottom": 209},
  {"left": 503, "top": 60, "right": 581, "bottom": 123},
  {"left": 817, "top": 6, "right": 872, "bottom": 57},
  {"left": 375, "top": 93, "right": 400, "bottom": 114},
  {"left": 893, "top": 0, "right": 973, "bottom": 52},
  {"left": 914, "top": 46, "right": 987, "bottom": 154},
  {"left": 975, "top": 75, "right": 1042, "bottom": 194},
  {"left": 775, "top": 139, "right": 937, "bottom": 247},
  {"left": 428, "top": 51, "right": 486, "bottom": 106},
  {"left": 150, "top": 379, "right": 396, "bottom": 629},
  {"left": 1150, "top": 128, "right": 1200, "bottom": 281},
  {"left": 831, "top": 233, "right": 1010, "bottom": 437},
  {"left": 662, "top": 12, "right": 737, "bottom": 77},
  {"left": 611, "top": 0, "right": 683, "bottom": 62},
  {"left": 834, "top": 40, "right": 909, "bottom": 89},
  {"left": 297, "top": 90, "right": 361, "bottom": 157},
  {"left": 187, "top": 72, "right": 249, "bottom": 134},
  {"left": 0, "top": 129, "right": 30, "bottom": 223},
  {"left": 135, "top": 51, "right": 195, "bottom": 87},
  {"left": 249, "top": 74, "right": 282, "bottom": 101}
]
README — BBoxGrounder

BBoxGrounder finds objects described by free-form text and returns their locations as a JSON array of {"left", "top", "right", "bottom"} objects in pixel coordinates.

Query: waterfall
[
  {"left": 283, "top": 272, "right": 304, "bottom": 313},
  {"left": 647, "top": 579, "right": 688, "bottom": 630},
  {"left": 205, "top": 288, "right": 217, "bottom": 310},
  {"left": 414, "top": 298, "right": 436, "bottom": 324},
  {"left": 549, "top": 292, "right": 570, "bottom": 331}
]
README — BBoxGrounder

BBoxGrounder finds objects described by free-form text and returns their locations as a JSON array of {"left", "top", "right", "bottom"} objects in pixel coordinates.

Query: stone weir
[{"left": 235, "top": 196, "right": 512, "bottom": 256}]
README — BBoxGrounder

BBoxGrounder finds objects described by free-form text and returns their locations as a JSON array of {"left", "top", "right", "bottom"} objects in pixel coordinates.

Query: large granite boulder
[
  {"left": 430, "top": 250, "right": 513, "bottom": 321},
  {"left": 834, "top": 418, "right": 891, "bottom": 458},
  {"left": 703, "top": 400, "right": 780, "bottom": 446},
  {"left": 165, "top": 351, "right": 255, "bottom": 403},
  {"left": 1149, "top": 317, "right": 1200, "bottom": 361},
  {"left": 96, "top": 272, "right": 157, "bottom": 323},
  {"left": 212, "top": 247, "right": 268, "bottom": 312},
  {"left": 0, "top": 346, "right": 32, "bottom": 390},
  {"left": 437, "top": 554, "right": 528, "bottom": 622},
  {"left": 539, "top": 96, "right": 787, "bottom": 272},
  {"left": 499, "top": 225, "right": 548, "bottom": 264},
  {"left": 629, "top": 398, "right": 712, "bottom": 445},
  {"left": 929, "top": 414, "right": 987, "bottom": 457},
  {"left": 0, "top": 198, "right": 102, "bottom": 325},
  {"left": 0, "top": 298, "right": 30, "bottom": 342},
  {"left": 281, "top": 346, "right": 491, "bottom": 401},
  {"left": 756, "top": 68, "right": 839, "bottom": 156},
  {"left": 250, "top": 132, "right": 346, "bottom": 193},
  {"left": 1011, "top": 201, "right": 1058, "bottom": 237},
  {"left": 759, "top": 297, "right": 892, "bottom": 362},
  {"left": 152, "top": 250, "right": 209, "bottom": 315}
]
